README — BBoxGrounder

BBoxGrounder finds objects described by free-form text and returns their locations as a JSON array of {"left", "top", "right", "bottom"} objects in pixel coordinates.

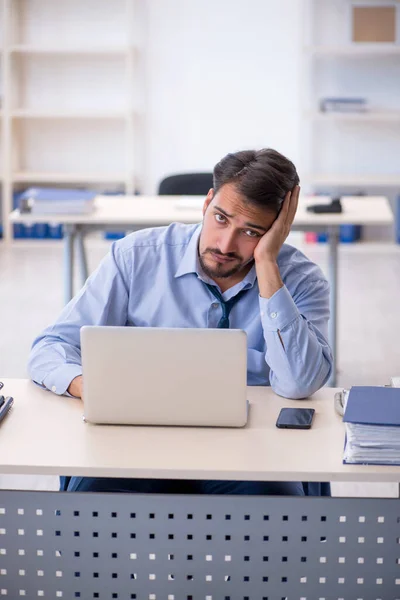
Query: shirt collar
[
  {"left": 174, "top": 223, "right": 257, "bottom": 291},
  {"left": 175, "top": 224, "right": 202, "bottom": 279}
]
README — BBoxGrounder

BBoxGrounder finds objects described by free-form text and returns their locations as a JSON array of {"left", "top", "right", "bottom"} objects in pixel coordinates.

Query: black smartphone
[{"left": 276, "top": 407, "right": 315, "bottom": 429}]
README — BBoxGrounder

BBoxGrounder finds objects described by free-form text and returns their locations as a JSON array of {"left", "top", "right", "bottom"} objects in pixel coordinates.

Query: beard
[{"left": 199, "top": 248, "right": 251, "bottom": 280}]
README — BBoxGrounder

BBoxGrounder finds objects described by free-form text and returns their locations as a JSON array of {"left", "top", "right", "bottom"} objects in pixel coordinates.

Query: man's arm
[
  {"left": 28, "top": 242, "right": 129, "bottom": 397},
  {"left": 259, "top": 275, "right": 332, "bottom": 398},
  {"left": 254, "top": 187, "right": 332, "bottom": 398}
]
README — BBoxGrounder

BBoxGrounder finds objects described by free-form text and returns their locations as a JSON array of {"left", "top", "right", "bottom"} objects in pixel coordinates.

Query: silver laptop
[{"left": 80, "top": 326, "right": 248, "bottom": 427}]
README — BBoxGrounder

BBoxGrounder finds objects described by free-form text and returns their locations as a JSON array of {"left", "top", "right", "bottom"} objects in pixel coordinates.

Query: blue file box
[{"left": 47, "top": 223, "right": 63, "bottom": 239}]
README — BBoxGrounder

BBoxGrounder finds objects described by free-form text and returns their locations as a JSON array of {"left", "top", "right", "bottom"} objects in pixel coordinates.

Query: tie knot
[{"left": 204, "top": 283, "right": 248, "bottom": 329}]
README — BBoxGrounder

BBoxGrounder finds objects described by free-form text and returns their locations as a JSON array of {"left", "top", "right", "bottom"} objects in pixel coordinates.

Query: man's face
[{"left": 198, "top": 183, "right": 277, "bottom": 283}]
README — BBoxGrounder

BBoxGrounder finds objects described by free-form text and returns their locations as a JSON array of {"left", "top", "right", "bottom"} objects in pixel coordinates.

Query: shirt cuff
[
  {"left": 259, "top": 285, "right": 300, "bottom": 332},
  {"left": 42, "top": 363, "right": 83, "bottom": 396}
]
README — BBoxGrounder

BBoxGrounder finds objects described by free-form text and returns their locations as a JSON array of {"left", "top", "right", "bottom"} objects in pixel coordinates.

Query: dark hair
[{"left": 213, "top": 148, "right": 300, "bottom": 214}]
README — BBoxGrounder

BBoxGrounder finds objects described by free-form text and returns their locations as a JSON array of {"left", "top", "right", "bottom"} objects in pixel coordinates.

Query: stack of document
[
  {"left": 320, "top": 97, "right": 368, "bottom": 113},
  {"left": 343, "top": 386, "right": 400, "bottom": 465},
  {"left": 19, "top": 187, "right": 96, "bottom": 215}
]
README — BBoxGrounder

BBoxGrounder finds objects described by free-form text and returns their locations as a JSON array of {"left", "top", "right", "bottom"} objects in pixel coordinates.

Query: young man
[{"left": 29, "top": 148, "right": 332, "bottom": 495}]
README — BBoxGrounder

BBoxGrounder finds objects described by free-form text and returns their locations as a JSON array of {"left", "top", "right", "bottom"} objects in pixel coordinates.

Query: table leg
[
  {"left": 63, "top": 224, "right": 75, "bottom": 305},
  {"left": 76, "top": 227, "right": 89, "bottom": 287},
  {"left": 328, "top": 228, "right": 339, "bottom": 386}
]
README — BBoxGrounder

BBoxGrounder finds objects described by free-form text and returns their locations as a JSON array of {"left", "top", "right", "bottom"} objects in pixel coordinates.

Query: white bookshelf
[
  {"left": 11, "top": 110, "right": 131, "bottom": 119},
  {"left": 302, "top": 0, "right": 400, "bottom": 231},
  {"left": 13, "top": 172, "right": 128, "bottom": 184},
  {"left": 305, "top": 44, "right": 400, "bottom": 56},
  {"left": 10, "top": 45, "right": 132, "bottom": 55},
  {"left": 0, "top": 0, "right": 143, "bottom": 242},
  {"left": 0, "top": 0, "right": 7, "bottom": 235},
  {"left": 306, "top": 110, "right": 400, "bottom": 122},
  {"left": 305, "top": 174, "right": 400, "bottom": 187}
]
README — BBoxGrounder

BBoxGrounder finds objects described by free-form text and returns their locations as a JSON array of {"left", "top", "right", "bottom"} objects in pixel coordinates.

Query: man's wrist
[
  {"left": 255, "top": 259, "right": 283, "bottom": 299},
  {"left": 67, "top": 375, "right": 83, "bottom": 399}
]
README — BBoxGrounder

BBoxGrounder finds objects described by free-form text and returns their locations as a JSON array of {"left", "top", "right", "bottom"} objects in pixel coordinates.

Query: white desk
[
  {"left": 1, "top": 379, "right": 399, "bottom": 483},
  {"left": 9, "top": 195, "right": 394, "bottom": 387},
  {"left": 1, "top": 379, "right": 400, "bottom": 599}
]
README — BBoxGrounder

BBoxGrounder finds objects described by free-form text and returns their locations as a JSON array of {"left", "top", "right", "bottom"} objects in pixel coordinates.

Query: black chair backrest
[{"left": 158, "top": 173, "right": 213, "bottom": 196}]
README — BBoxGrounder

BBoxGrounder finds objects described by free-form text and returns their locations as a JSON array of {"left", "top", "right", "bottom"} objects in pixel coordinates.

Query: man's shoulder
[
  {"left": 278, "top": 243, "right": 327, "bottom": 283},
  {"left": 114, "top": 222, "right": 200, "bottom": 255}
]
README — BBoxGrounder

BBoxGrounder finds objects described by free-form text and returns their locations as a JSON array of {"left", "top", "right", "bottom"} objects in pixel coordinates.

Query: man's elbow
[
  {"left": 27, "top": 352, "right": 42, "bottom": 387},
  {"left": 271, "top": 380, "right": 314, "bottom": 400},
  {"left": 27, "top": 338, "right": 47, "bottom": 385},
  {"left": 271, "top": 358, "right": 333, "bottom": 400}
]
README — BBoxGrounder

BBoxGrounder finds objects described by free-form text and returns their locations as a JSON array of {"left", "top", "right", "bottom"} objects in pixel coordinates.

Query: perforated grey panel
[{"left": 0, "top": 490, "right": 400, "bottom": 599}]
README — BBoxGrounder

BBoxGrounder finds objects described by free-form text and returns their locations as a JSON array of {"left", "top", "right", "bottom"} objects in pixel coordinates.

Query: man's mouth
[{"left": 210, "top": 252, "right": 236, "bottom": 264}]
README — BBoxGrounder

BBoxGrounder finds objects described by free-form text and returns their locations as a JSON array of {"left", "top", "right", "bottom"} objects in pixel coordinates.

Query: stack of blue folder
[
  {"left": 18, "top": 187, "right": 95, "bottom": 215},
  {"left": 14, "top": 187, "right": 95, "bottom": 239},
  {"left": 343, "top": 386, "right": 400, "bottom": 465}
]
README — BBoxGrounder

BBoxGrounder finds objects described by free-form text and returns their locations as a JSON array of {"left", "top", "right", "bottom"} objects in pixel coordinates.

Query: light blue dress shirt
[{"left": 29, "top": 223, "right": 332, "bottom": 399}]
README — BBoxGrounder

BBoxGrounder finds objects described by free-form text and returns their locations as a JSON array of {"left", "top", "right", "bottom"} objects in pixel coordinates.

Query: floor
[{"left": 1, "top": 234, "right": 400, "bottom": 496}]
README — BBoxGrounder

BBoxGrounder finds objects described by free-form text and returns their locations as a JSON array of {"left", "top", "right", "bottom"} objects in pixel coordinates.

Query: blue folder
[
  {"left": 343, "top": 386, "right": 400, "bottom": 426},
  {"left": 19, "top": 187, "right": 96, "bottom": 203}
]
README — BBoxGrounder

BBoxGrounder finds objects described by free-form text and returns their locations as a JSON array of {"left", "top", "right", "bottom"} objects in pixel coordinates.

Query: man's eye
[
  {"left": 215, "top": 214, "right": 226, "bottom": 223},
  {"left": 244, "top": 229, "right": 260, "bottom": 238}
]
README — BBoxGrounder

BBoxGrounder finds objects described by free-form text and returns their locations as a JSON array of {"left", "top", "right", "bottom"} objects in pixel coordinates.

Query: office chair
[{"left": 158, "top": 173, "right": 213, "bottom": 195}]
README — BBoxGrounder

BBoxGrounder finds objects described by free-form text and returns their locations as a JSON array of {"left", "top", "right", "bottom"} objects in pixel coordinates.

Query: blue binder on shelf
[
  {"left": 316, "top": 225, "right": 361, "bottom": 244},
  {"left": 47, "top": 223, "right": 63, "bottom": 239},
  {"left": 102, "top": 190, "right": 126, "bottom": 240}
]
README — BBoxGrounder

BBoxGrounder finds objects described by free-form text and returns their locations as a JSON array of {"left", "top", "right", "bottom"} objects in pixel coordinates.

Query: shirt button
[
  {"left": 212, "top": 303, "right": 219, "bottom": 308},
  {"left": 51, "top": 386, "right": 57, "bottom": 393},
  {"left": 271, "top": 312, "right": 278, "bottom": 319}
]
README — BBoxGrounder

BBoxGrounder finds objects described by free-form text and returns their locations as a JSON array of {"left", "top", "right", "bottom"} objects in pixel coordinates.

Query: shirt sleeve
[
  {"left": 28, "top": 242, "right": 130, "bottom": 395},
  {"left": 260, "top": 276, "right": 333, "bottom": 399}
]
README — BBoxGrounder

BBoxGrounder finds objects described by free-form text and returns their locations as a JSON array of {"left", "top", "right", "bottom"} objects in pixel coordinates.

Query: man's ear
[{"left": 202, "top": 188, "right": 214, "bottom": 216}]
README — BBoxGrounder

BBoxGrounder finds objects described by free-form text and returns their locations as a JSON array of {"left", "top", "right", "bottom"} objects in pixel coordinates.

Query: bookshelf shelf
[
  {"left": 306, "top": 111, "right": 400, "bottom": 122},
  {"left": 13, "top": 171, "right": 127, "bottom": 184},
  {"left": 303, "top": 0, "right": 400, "bottom": 244},
  {"left": 305, "top": 44, "right": 400, "bottom": 56},
  {"left": 0, "top": 0, "right": 141, "bottom": 242}
]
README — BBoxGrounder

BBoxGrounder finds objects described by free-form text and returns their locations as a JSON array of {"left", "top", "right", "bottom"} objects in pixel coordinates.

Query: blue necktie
[{"left": 204, "top": 283, "right": 248, "bottom": 328}]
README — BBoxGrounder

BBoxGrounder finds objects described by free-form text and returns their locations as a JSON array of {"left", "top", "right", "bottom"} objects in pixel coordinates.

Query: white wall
[{"left": 143, "top": 0, "right": 303, "bottom": 193}]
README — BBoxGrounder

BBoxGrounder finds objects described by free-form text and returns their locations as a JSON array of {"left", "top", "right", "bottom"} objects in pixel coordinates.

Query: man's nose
[{"left": 218, "top": 230, "right": 237, "bottom": 255}]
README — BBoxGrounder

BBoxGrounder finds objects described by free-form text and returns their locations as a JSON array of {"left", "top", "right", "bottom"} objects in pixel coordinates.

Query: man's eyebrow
[
  {"left": 243, "top": 221, "right": 268, "bottom": 233},
  {"left": 214, "top": 205, "right": 268, "bottom": 233},
  {"left": 214, "top": 205, "right": 233, "bottom": 218}
]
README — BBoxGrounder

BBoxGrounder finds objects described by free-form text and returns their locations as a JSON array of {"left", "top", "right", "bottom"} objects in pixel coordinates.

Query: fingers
[
  {"left": 287, "top": 185, "right": 300, "bottom": 224},
  {"left": 278, "top": 186, "right": 299, "bottom": 226},
  {"left": 272, "top": 191, "right": 291, "bottom": 229},
  {"left": 280, "top": 190, "right": 291, "bottom": 217}
]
